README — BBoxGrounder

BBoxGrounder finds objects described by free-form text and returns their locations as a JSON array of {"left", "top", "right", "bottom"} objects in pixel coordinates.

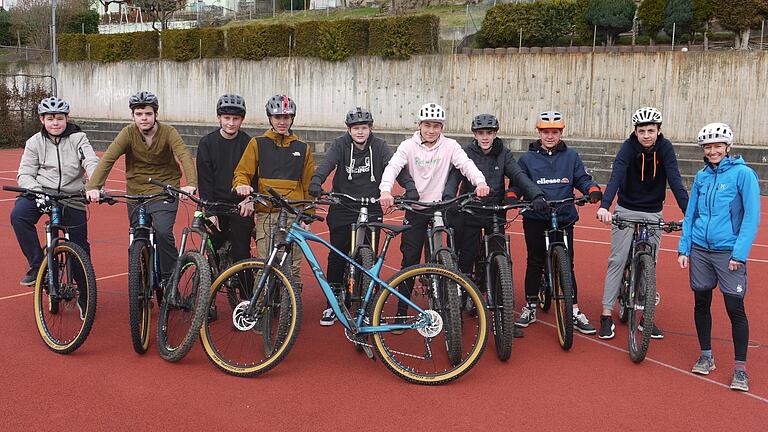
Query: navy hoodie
[{"left": 600, "top": 132, "right": 688, "bottom": 213}]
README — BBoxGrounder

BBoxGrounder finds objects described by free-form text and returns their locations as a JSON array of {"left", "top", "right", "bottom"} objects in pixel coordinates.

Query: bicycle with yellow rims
[
  {"left": 200, "top": 187, "right": 488, "bottom": 384},
  {"left": 3, "top": 186, "right": 98, "bottom": 354}
]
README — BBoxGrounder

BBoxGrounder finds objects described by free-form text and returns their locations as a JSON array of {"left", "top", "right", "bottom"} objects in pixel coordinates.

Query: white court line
[
  {"left": 0, "top": 170, "right": 18, "bottom": 174},
  {"left": 533, "top": 317, "right": 768, "bottom": 404},
  {"left": 0, "top": 272, "right": 127, "bottom": 302}
]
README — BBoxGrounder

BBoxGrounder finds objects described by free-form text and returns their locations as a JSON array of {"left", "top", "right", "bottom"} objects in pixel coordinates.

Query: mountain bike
[
  {"left": 613, "top": 216, "right": 682, "bottom": 362},
  {"left": 200, "top": 188, "right": 487, "bottom": 385},
  {"left": 3, "top": 186, "right": 97, "bottom": 354}
]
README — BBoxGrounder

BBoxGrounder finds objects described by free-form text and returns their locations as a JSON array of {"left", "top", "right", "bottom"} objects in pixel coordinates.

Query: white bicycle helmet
[
  {"left": 38, "top": 97, "right": 70, "bottom": 115},
  {"left": 418, "top": 103, "right": 446, "bottom": 124},
  {"left": 697, "top": 123, "right": 734, "bottom": 146},
  {"left": 632, "top": 107, "right": 663, "bottom": 126}
]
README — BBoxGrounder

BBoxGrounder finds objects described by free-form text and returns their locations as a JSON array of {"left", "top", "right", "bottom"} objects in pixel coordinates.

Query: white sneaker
[{"left": 320, "top": 308, "right": 337, "bottom": 326}]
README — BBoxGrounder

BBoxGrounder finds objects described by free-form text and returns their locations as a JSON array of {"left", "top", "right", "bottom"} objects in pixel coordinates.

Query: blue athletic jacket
[
  {"left": 678, "top": 156, "right": 761, "bottom": 263},
  {"left": 514, "top": 140, "right": 600, "bottom": 224}
]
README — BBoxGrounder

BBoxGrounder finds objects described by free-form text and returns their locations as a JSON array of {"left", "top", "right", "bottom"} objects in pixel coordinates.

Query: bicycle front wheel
[
  {"left": 200, "top": 259, "right": 301, "bottom": 377},
  {"left": 617, "top": 265, "right": 631, "bottom": 324},
  {"left": 346, "top": 245, "right": 375, "bottom": 352},
  {"left": 491, "top": 255, "right": 515, "bottom": 361},
  {"left": 33, "top": 241, "right": 97, "bottom": 354},
  {"left": 435, "top": 250, "right": 462, "bottom": 366},
  {"left": 370, "top": 264, "right": 487, "bottom": 385},
  {"left": 128, "top": 239, "right": 152, "bottom": 354},
  {"left": 157, "top": 251, "right": 211, "bottom": 362},
  {"left": 629, "top": 254, "right": 656, "bottom": 363},
  {"left": 551, "top": 245, "right": 574, "bottom": 351}
]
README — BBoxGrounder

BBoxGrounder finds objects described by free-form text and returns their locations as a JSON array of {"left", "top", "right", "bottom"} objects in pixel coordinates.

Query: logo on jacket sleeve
[
  {"left": 536, "top": 177, "right": 570, "bottom": 185},
  {"left": 292, "top": 151, "right": 301, "bottom": 157}
]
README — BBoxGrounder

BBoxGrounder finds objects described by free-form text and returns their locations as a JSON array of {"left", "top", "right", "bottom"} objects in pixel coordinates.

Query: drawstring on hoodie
[
  {"left": 347, "top": 137, "right": 376, "bottom": 182},
  {"left": 640, "top": 151, "right": 657, "bottom": 182}
]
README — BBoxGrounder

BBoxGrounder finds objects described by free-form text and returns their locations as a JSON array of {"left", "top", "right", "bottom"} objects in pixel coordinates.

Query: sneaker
[
  {"left": 20, "top": 271, "right": 36, "bottom": 287},
  {"left": 730, "top": 370, "right": 749, "bottom": 392},
  {"left": 638, "top": 318, "right": 664, "bottom": 339},
  {"left": 691, "top": 355, "right": 716, "bottom": 375},
  {"left": 320, "top": 308, "right": 337, "bottom": 326},
  {"left": 515, "top": 306, "right": 536, "bottom": 328},
  {"left": 77, "top": 295, "right": 87, "bottom": 321},
  {"left": 573, "top": 312, "right": 597, "bottom": 335},
  {"left": 598, "top": 315, "right": 615, "bottom": 339}
]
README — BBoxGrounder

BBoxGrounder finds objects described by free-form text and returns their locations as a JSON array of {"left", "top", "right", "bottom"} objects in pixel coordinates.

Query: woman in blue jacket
[{"left": 678, "top": 123, "right": 761, "bottom": 393}]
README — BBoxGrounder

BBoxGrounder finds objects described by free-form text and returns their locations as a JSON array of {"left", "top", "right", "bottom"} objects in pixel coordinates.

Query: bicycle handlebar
[
  {"left": 326, "top": 192, "right": 378, "bottom": 205},
  {"left": 612, "top": 216, "right": 683, "bottom": 233},
  {"left": 3, "top": 185, "right": 89, "bottom": 203},
  {"left": 265, "top": 186, "right": 325, "bottom": 223},
  {"left": 394, "top": 192, "right": 476, "bottom": 212}
]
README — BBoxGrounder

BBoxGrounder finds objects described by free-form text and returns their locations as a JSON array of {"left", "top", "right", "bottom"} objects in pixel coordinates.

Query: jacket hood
[
  {"left": 469, "top": 137, "right": 503, "bottom": 156},
  {"left": 41, "top": 122, "right": 81, "bottom": 140},
  {"left": 262, "top": 128, "right": 299, "bottom": 146},
  {"left": 528, "top": 139, "right": 567, "bottom": 154},
  {"left": 705, "top": 155, "right": 745, "bottom": 173}
]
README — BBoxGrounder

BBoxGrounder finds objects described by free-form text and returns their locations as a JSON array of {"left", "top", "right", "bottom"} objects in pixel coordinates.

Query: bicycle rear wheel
[
  {"left": 128, "top": 239, "right": 152, "bottom": 354},
  {"left": 157, "top": 251, "right": 211, "bottom": 362},
  {"left": 346, "top": 245, "right": 375, "bottom": 352},
  {"left": 370, "top": 264, "right": 487, "bottom": 385},
  {"left": 435, "top": 250, "right": 462, "bottom": 366},
  {"left": 551, "top": 245, "right": 574, "bottom": 351},
  {"left": 33, "top": 242, "right": 97, "bottom": 354},
  {"left": 490, "top": 255, "right": 515, "bottom": 361},
  {"left": 629, "top": 254, "right": 656, "bottom": 363},
  {"left": 201, "top": 259, "right": 301, "bottom": 377}
]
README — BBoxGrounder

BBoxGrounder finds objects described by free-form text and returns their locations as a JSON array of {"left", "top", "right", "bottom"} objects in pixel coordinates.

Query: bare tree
[
  {"left": 134, "top": 0, "right": 188, "bottom": 32},
  {"left": 10, "top": 0, "right": 92, "bottom": 49}
]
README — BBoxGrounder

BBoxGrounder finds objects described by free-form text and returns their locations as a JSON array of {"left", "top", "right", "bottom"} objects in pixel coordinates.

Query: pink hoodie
[{"left": 380, "top": 131, "right": 487, "bottom": 202}]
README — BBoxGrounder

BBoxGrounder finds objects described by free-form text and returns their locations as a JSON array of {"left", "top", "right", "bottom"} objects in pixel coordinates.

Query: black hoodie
[{"left": 312, "top": 132, "right": 417, "bottom": 229}]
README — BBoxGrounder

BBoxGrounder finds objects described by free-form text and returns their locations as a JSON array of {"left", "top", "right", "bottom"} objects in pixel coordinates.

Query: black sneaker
[
  {"left": 20, "top": 271, "right": 36, "bottom": 287},
  {"left": 638, "top": 318, "right": 664, "bottom": 339},
  {"left": 320, "top": 308, "right": 337, "bottom": 326},
  {"left": 598, "top": 315, "right": 615, "bottom": 339}
]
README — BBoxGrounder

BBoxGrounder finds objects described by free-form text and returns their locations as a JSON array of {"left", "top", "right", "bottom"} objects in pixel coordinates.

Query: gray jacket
[{"left": 17, "top": 123, "right": 99, "bottom": 194}]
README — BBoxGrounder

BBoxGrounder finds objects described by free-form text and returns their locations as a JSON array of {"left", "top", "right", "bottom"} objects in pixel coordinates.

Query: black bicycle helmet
[
  {"left": 345, "top": 107, "right": 373, "bottom": 127},
  {"left": 265, "top": 95, "right": 296, "bottom": 117},
  {"left": 217, "top": 94, "right": 246, "bottom": 116},
  {"left": 128, "top": 91, "right": 159, "bottom": 110},
  {"left": 471, "top": 114, "right": 499, "bottom": 131}
]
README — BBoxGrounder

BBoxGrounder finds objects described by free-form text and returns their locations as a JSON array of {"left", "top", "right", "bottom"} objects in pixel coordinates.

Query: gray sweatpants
[{"left": 602, "top": 206, "right": 663, "bottom": 310}]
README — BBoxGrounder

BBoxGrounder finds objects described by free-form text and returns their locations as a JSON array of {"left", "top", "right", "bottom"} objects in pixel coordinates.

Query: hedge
[
  {"left": 88, "top": 31, "right": 159, "bottom": 62},
  {"left": 369, "top": 14, "right": 440, "bottom": 59},
  {"left": 55, "top": 14, "right": 440, "bottom": 62},
  {"left": 228, "top": 23, "right": 293, "bottom": 60},
  {"left": 481, "top": 0, "right": 580, "bottom": 48},
  {"left": 161, "top": 28, "right": 226, "bottom": 61}
]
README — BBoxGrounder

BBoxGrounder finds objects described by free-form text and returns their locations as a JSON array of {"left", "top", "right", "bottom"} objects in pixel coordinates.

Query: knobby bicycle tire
[
  {"left": 491, "top": 255, "right": 515, "bottom": 361},
  {"left": 436, "top": 250, "right": 462, "bottom": 366},
  {"left": 551, "top": 245, "right": 574, "bottom": 351},
  {"left": 370, "top": 264, "right": 487, "bottom": 385},
  {"left": 629, "top": 253, "right": 656, "bottom": 363},
  {"left": 33, "top": 241, "right": 97, "bottom": 354},
  {"left": 261, "top": 265, "right": 295, "bottom": 357},
  {"left": 200, "top": 259, "right": 302, "bottom": 377},
  {"left": 538, "top": 272, "right": 552, "bottom": 312},
  {"left": 128, "top": 239, "right": 152, "bottom": 354},
  {"left": 347, "top": 246, "right": 375, "bottom": 352},
  {"left": 157, "top": 251, "right": 211, "bottom": 362}
]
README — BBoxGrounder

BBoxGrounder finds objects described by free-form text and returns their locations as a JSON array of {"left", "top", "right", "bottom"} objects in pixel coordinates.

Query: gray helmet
[
  {"left": 345, "top": 107, "right": 373, "bottom": 126},
  {"left": 129, "top": 91, "right": 159, "bottom": 110},
  {"left": 471, "top": 114, "right": 499, "bottom": 131},
  {"left": 265, "top": 95, "right": 296, "bottom": 117},
  {"left": 217, "top": 94, "right": 246, "bottom": 116},
  {"left": 38, "top": 97, "right": 70, "bottom": 115}
]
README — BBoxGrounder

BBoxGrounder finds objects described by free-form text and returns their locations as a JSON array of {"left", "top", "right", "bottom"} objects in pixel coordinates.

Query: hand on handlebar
[
  {"left": 379, "top": 191, "right": 394, "bottom": 211},
  {"left": 235, "top": 185, "right": 253, "bottom": 197},
  {"left": 531, "top": 196, "right": 548, "bottom": 213},
  {"left": 308, "top": 182, "right": 324, "bottom": 198},
  {"left": 475, "top": 183, "right": 490, "bottom": 198},
  {"left": 238, "top": 196, "right": 255, "bottom": 217},
  {"left": 86, "top": 189, "right": 100, "bottom": 203},
  {"left": 596, "top": 207, "right": 612, "bottom": 225},
  {"left": 180, "top": 186, "right": 196, "bottom": 200}
]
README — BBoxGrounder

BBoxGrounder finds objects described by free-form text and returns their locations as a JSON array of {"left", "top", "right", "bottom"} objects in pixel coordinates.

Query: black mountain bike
[
  {"left": 3, "top": 186, "right": 97, "bottom": 354},
  {"left": 613, "top": 216, "right": 681, "bottom": 362},
  {"left": 535, "top": 196, "right": 589, "bottom": 351},
  {"left": 459, "top": 199, "right": 525, "bottom": 361}
]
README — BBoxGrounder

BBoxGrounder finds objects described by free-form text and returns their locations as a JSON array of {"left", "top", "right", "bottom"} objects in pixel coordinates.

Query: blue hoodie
[{"left": 678, "top": 156, "right": 761, "bottom": 263}]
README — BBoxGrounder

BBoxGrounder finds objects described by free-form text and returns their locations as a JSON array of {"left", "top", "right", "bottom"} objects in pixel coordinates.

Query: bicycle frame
[
  {"left": 248, "top": 220, "right": 430, "bottom": 335},
  {"left": 542, "top": 211, "right": 570, "bottom": 300},
  {"left": 129, "top": 204, "right": 161, "bottom": 292},
  {"left": 427, "top": 210, "right": 456, "bottom": 261}
]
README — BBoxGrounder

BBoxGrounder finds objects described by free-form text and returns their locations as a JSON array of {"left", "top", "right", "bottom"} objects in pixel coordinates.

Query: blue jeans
[{"left": 10, "top": 196, "right": 90, "bottom": 273}]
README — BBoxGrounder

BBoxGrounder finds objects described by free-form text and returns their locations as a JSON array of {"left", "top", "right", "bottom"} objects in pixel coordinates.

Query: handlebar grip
[
  {"left": 2, "top": 185, "right": 27, "bottom": 193},
  {"left": 147, "top": 178, "right": 166, "bottom": 188}
]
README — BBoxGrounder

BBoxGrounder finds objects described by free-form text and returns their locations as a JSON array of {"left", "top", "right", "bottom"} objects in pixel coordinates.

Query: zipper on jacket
[
  {"left": 704, "top": 167, "right": 719, "bottom": 250},
  {"left": 55, "top": 139, "right": 62, "bottom": 193}
]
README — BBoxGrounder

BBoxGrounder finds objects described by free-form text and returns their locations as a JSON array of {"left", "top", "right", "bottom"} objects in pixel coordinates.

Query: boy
[
  {"left": 86, "top": 91, "right": 198, "bottom": 294},
  {"left": 233, "top": 95, "right": 314, "bottom": 290},
  {"left": 12, "top": 97, "right": 99, "bottom": 314},
  {"left": 513, "top": 111, "right": 602, "bottom": 335},
  {"left": 678, "top": 123, "right": 760, "bottom": 392},
  {"left": 596, "top": 107, "right": 688, "bottom": 339},
  {"left": 309, "top": 107, "right": 417, "bottom": 325}
]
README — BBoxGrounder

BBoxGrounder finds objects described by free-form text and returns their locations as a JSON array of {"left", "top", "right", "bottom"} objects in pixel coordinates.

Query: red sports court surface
[{"left": 1, "top": 147, "right": 767, "bottom": 430}]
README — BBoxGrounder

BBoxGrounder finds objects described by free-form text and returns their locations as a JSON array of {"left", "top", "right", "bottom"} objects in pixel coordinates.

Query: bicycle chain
[{"left": 342, "top": 315, "right": 431, "bottom": 360}]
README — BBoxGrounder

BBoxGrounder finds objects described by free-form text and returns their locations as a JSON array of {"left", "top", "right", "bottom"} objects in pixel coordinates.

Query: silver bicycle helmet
[
  {"left": 265, "top": 95, "right": 296, "bottom": 117},
  {"left": 128, "top": 91, "right": 159, "bottom": 110},
  {"left": 38, "top": 97, "right": 70, "bottom": 115}
]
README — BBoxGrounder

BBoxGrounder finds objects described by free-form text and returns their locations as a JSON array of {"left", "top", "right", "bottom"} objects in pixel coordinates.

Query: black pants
[
  {"left": 326, "top": 222, "right": 380, "bottom": 308},
  {"left": 694, "top": 290, "right": 749, "bottom": 361},
  {"left": 396, "top": 211, "right": 432, "bottom": 313},
  {"left": 214, "top": 213, "right": 255, "bottom": 263},
  {"left": 453, "top": 212, "right": 506, "bottom": 278},
  {"left": 523, "top": 218, "right": 579, "bottom": 305},
  {"left": 128, "top": 199, "right": 179, "bottom": 282}
]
